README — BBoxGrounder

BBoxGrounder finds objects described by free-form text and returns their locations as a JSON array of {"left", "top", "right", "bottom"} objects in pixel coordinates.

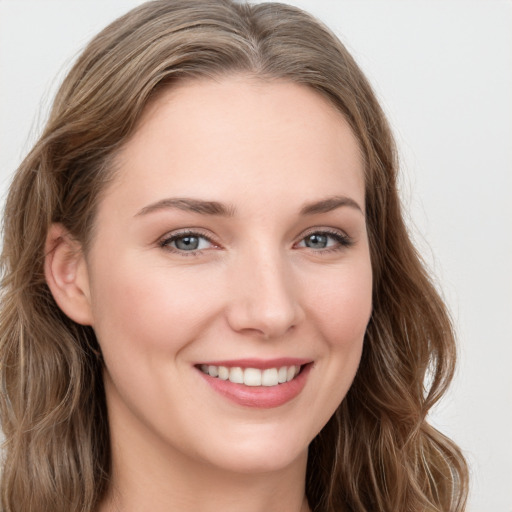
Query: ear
[{"left": 44, "top": 223, "right": 94, "bottom": 326}]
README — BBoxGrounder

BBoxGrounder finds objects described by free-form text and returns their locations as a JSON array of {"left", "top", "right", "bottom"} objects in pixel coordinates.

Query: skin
[{"left": 46, "top": 75, "right": 372, "bottom": 512}]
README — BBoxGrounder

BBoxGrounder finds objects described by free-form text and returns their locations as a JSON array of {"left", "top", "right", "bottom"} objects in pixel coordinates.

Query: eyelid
[{"left": 298, "top": 226, "right": 349, "bottom": 238}]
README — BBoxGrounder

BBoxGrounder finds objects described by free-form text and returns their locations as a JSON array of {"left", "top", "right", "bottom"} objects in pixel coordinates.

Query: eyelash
[{"left": 158, "top": 228, "right": 353, "bottom": 256}]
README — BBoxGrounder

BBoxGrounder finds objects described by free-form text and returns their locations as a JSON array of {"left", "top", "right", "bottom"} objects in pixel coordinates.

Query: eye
[
  {"left": 296, "top": 230, "right": 352, "bottom": 251},
  {"left": 159, "top": 231, "right": 216, "bottom": 254}
]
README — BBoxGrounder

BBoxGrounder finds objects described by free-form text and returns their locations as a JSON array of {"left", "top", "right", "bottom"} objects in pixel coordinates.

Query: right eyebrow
[
  {"left": 300, "top": 195, "right": 364, "bottom": 216},
  {"left": 135, "top": 197, "right": 236, "bottom": 217}
]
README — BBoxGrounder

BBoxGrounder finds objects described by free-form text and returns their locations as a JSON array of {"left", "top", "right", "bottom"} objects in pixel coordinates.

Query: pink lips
[{"left": 195, "top": 358, "right": 312, "bottom": 408}]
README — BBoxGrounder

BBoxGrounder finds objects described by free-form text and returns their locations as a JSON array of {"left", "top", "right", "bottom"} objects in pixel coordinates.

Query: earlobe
[{"left": 44, "top": 223, "right": 94, "bottom": 326}]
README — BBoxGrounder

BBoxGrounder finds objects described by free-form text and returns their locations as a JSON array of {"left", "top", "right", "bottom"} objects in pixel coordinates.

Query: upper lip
[{"left": 195, "top": 357, "right": 312, "bottom": 370}]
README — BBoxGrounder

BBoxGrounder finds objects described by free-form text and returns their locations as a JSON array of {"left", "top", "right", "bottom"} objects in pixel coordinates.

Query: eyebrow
[
  {"left": 135, "top": 194, "right": 363, "bottom": 218},
  {"left": 300, "top": 195, "right": 364, "bottom": 216},
  {"left": 136, "top": 197, "right": 236, "bottom": 217}
]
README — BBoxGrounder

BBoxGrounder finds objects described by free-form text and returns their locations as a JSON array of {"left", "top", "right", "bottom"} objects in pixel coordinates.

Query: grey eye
[
  {"left": 297, "top": 231, "right": 351, "bottom": 251},
  {"left": 304, "top": 234, "right": 328, "bottom": 249},
  {"left": 174, "top": 236, "right": 200, "bottom": 251},
  {"left": 161, "top": 233, "right": 214, "bottom": 252}
]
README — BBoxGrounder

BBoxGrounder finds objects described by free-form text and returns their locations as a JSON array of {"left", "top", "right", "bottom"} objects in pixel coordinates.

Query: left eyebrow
[{"left": 300, "top": 195, "right": 364, "bottom": 216}]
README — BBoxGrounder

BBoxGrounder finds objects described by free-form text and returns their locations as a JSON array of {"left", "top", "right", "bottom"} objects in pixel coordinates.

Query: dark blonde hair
[{"left": 0, "top": 1, "right": 468, "bottom": 511}]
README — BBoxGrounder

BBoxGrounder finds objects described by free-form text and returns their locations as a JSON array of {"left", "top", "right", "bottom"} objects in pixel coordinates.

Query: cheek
[
  {"left": 299, "top": 257, "right": 372, "bottom": 438},
  {"left": 308, "top": 259, "right": 373, "bottom": 349},
  {"left": 88, "top": 258, "right": 223, "bottom": 358}
]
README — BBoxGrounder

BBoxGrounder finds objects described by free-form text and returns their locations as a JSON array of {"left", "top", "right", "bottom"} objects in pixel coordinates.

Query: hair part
[{"left": 0, "top": 1, "right": 468, "bottom": 511}]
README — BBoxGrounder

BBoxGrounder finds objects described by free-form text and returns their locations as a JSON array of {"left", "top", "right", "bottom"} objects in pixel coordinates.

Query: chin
[
  {"left": 210, "top": 449, "right": 307, "bottom": 475},
  {"left": 193, "top": 427, "right": 311, "bottom": 475}
]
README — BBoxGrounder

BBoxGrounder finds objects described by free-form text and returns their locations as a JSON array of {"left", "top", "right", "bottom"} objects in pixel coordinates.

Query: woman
[{"left": 0, "top": 1, "right": 469, "bottom": 511}]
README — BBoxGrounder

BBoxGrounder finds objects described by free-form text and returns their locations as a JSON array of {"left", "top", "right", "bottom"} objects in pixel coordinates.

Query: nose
[{"left": 225, "top": 247, "right": 304, "bottom": 339}]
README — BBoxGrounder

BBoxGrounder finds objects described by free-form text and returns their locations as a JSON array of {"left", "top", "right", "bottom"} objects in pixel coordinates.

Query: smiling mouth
[{"left": 198, "top": 364, "right": 303, "bottom": 387}]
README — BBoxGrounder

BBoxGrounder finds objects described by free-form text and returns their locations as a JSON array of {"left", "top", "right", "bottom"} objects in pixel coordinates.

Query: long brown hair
[{"left": 0, "top": 1, "right": 468, "bottom": 511}]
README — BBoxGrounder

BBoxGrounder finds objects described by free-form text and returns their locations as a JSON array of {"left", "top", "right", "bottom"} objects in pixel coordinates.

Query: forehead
[{"left": 108, "top": 76, "right": 365, "bottom": 215}]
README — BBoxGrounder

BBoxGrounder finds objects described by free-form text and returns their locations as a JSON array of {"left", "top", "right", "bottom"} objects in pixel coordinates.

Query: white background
[{"left": 0, "top": 1, "right": 510, "bottom": 511}]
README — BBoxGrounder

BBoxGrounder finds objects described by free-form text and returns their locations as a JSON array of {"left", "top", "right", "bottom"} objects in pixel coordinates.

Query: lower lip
[{"left": 197, "top": 364, "right": 312, "bottom": 408}]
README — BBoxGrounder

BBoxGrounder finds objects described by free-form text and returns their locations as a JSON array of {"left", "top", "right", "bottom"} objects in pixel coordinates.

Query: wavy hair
[{"left": 0, "top": 1, "right": 468, "bottom": 511}]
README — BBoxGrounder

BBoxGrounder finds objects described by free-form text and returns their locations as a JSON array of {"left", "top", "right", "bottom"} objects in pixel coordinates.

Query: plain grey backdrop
[{"left": 0, "top": 1, "right": 511, "bottom": 510}]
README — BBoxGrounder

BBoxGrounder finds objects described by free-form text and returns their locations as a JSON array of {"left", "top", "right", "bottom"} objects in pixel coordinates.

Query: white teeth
[
  {"left": 229, "top": 366, "right": 244, "bottom": 384},
  {"left": 244, "top": 368, "right": 262, "bottom": 386},
  {"left": 262, "top": 368, "right": 279, "bottom": 386},
  {"left": 199, "top": 364, "right": 303, "bottom": 387},
  {"left": 218, "top": 366, "right": 229, "bottom": 380}
]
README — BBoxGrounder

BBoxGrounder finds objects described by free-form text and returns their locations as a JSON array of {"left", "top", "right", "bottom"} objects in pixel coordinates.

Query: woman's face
[{"left": 81, "top": 76, "right": 372, "bottom": 474}]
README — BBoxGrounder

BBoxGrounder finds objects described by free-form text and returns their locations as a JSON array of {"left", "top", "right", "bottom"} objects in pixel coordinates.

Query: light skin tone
[{"left": 45, "top": 75, "right": 372, "bottom": 512}]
